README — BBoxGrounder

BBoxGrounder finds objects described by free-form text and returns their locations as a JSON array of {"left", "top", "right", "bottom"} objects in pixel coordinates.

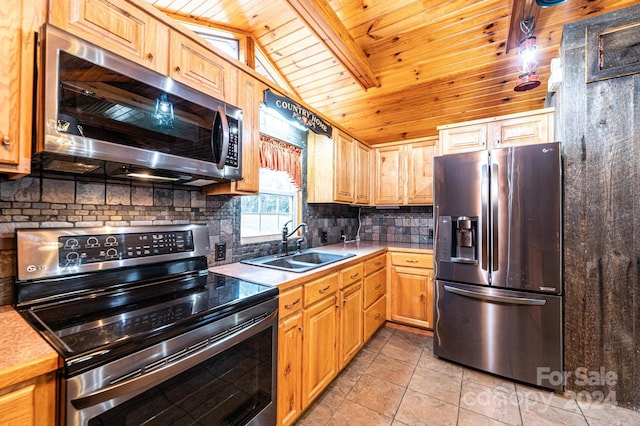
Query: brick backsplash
[{"left": 0, "top": 174, "right": 434, "bottom": 305}]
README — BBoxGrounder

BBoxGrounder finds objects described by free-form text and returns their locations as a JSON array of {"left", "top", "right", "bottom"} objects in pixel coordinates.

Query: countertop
[
  {"left": 0, "top": 305, "right": 59, "bottom": 389},
  {"left": 209, "top": 241, "right": 433, "bottom": 292}
]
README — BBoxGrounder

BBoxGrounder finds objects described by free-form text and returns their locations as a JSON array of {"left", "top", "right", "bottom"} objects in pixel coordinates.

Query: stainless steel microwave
[{"left": 35, "top": 25, "right": 242, "bottom": 185}]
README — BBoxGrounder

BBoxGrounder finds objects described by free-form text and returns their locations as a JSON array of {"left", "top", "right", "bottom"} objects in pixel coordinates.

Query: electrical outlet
[
  {"left": 215, "top": 243, "right": 226, "bottom": 261},
  {"left": 321, "top": 231, "right": 328, "bottom": 243}
]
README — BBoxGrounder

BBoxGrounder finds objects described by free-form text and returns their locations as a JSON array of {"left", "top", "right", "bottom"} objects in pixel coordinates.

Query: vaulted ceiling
[{"left": 147, "top": 0, "right": 637, "bottom": 145}]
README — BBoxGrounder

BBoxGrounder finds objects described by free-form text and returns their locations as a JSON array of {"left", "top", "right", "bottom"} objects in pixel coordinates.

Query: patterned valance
[{"left": 259, "top": 135, "right": 302, "bottom": 189}]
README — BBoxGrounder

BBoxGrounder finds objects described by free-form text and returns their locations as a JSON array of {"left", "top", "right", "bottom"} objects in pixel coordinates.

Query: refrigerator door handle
[
  {"left": 490, "top": 157, "right": 499, "bottom": 273},
  {"left": 481, "top": 164, "right": 489, "bottom": 272},
  {"left": 443, "top": 285, "right": 547, "bottom": 306}
]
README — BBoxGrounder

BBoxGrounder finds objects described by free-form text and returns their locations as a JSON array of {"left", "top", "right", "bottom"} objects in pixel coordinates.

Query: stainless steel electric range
[{"left": 15, "top": 225, "right": 278, "bottom": 426}]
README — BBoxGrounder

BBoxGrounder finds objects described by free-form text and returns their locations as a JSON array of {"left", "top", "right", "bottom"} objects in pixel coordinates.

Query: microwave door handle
[{"left": 214, "top": 106, "right": 230, "bottom": 170}]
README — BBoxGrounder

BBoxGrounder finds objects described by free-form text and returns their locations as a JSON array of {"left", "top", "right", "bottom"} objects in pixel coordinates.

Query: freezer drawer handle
[{"left": 443, "top": 285, "right": 547, "bottom": 306}]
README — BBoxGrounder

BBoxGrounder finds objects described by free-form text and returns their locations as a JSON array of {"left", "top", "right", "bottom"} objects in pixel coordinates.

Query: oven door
[{"left": 62, "top": 298, "right": 278, "bottom": 426}]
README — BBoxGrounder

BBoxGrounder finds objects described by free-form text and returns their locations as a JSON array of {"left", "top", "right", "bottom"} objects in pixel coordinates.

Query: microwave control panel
[
  {"left": 225, "top": 116, "right": 240, "bottom": 168},
  {"left": 57, "top": 231, "right": 195, "bottom": 266}
]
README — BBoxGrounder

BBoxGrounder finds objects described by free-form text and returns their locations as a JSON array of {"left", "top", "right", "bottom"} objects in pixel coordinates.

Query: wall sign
[{"left": 264, "top": 89, "right": 332, "bottom": 137}]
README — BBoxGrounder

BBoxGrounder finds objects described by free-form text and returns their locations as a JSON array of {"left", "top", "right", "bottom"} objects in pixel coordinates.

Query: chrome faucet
[{"left": 281, "top": 220, "right": 307, "bottom": 256}]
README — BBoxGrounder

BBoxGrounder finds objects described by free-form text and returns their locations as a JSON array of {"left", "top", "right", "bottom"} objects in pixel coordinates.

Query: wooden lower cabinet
[
  {"left": 277, "top": 311, "right": 303, "bottom": 426},
  {"left": 302, "top": 294, "right": 338, "bottom": 406},
  {"left": 339, "top": 282, "right": 363, "bottom": 369},
  {"left": 364, "top": 295, "right": 387, "bottom": 341},
  {"left": 388, "top": 250, "right": 434, "bottom": 329},
  {"left": 0, "top": 372, "right": 56, "bottom": 426}
]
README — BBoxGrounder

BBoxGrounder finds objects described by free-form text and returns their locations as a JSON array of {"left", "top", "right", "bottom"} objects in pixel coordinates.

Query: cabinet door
[
  {"left": 438, "top": 123, "right": 487, "bottom": 155},
  {"left": 302, "top": 295, "right": 338, "bottom": 406},
  {"left": 235, "top": 75, "right": 263, "bottom": 193},
  {"left": 0, "top": 0, "right": 23, "bottom": 167},
  {"left": 0, "top": 372, "right": 56, "bottom": 426},
  {"left": 354, "top": 142, "right": 371, "bottom": 204},
  {"left": 170, "top": 31, "right": 234, "bottom": 103},
  {"left": 364, "top": 295, "right": 386, "bottom": 341},
  {"left": 277, "top": 312, "right": 303, "bottom": 426},
  {"left": 406, "top": 141, "right": 435, "bottom": 204},
  {"left": 374, "top": 145, "right": 404, "bottom": 204},
  {"left": 390, "top": 265, "right": 433, "bottom": 329},
  {"left": 49, "top": 0, "right": 169, "bottom": 73},
  {"left": 339, "top": 282, "right": 363, "bottom": 369},
  {"left": 334, "top": 132, "right": 355, "bottom": 203},
  {"left": 490, "top": 112, "right": 553, "bottom": 148}
]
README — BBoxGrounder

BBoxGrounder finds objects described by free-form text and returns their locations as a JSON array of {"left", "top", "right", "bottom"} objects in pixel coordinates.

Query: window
[
  {"left": 177, "top": 22, "right": 243, "bottom": 62},
  {"left": 241, "top": 169, "right": 300, "bottom": 243}
]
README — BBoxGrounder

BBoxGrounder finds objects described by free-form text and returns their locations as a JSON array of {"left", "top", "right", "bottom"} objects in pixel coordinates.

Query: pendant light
[{"left": 514, "top": 16, "right": 541, "bottom": 91}]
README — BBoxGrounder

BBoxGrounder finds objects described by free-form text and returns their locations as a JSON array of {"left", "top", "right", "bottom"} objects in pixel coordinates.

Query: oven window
[{"left": 88, "top": 327, "right": 273, "bottom": 425}]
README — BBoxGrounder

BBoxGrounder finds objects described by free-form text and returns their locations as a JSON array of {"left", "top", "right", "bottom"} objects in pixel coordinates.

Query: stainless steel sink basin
[{"left": 241, "top": 249, "right": 356, "bottom": 272}]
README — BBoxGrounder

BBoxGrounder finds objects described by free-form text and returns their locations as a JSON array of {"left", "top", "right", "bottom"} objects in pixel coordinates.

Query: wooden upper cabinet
[
  {"left": 373, "top": 137, "right": 437, "bottom": 205},
  {"left": 437, "top": 108, "right": 554, "bottom": 155},
  {"left": 374, "top": 145, "right": 404, "bottom": 205},
  {"left": 170, "top": 31, "right": 237, "bottom": 105},
  {"left": 0, "top": 0, "right": 41, "bottom": 176},
  {"left": 307, "top": 131, "right": 370, "bottom": 205},
  {"left": 49, "top": 0, "right": 169, "bottom": 73},
  {"left": 334, "top": 132, "right": 355, "bottom": 203},
  {"left": 354, "top": 142, "right": 371, "bottom": 205},
  {"left": 406, "top": 141, "right": 435, "bottom": 205}
]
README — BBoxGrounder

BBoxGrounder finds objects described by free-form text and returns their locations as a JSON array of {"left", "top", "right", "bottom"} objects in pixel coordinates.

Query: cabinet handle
[
  {"left": 284, "top": 298, "right": 300, "bottom": 309},
  {"left": 1, "top": 135, "right": 9, "bottom": 146},
  {"left": 375, "top": 262, "right": 381, "bottom": 267},
  {"left": 175, "top": 66, "right": 181, "bottom": 73},
  {"left": 298, "top": 326, "right": 303, "bottom": 332},
  {"left": 318, "top": 285, "right": 330, "bottom": 294},
  {"left": 343, "top": 298, "right": 347, "bottom": 305},
  {"left": 374, "top": 313, "right": 381, "bottom": 320},
  {"left": 147, "top": 52, "right": 154, "bottom": 61},
  {"left": 350, "top": 273, "right": 360, "bottom": 279},
  {"left": 374, "top": 284, "right": 381, "bottom": 290},
  {"left": 405, "top": 259, "right": 419, "bottom": 264}
]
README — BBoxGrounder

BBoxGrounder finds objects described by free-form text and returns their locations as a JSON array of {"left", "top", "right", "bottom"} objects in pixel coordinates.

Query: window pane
[
  {"left": 241, "top": 196, "right": 259, "bottom": 213},
  {"left": 260, "top": 194, "right": 277, "bottom": 213},
  {"left": 261, "top": 214, "right": 279, "bottom": 232},
  {"left": 278, "top": 195, "right": 291, "bottom": 214},
  {"left": 242, "top": 215, "right": 260, "bottom": 237}
]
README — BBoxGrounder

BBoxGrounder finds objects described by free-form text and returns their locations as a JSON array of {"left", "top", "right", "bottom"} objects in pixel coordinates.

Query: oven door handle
[{"left": 70, "top": 309, "right": 277, "bottom": 410}]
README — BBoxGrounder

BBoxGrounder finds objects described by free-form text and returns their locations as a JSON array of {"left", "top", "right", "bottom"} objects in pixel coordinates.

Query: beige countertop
[
  {"left": 209, "top": 241, "right": 433, "bottom": 292},
  {"left": 0, "top": 305, "right": 59, "bottom": 389}
]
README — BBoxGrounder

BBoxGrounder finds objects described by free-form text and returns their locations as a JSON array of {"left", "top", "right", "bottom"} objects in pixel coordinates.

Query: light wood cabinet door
[
  {"left": 277, "top": 312, "right": 303, "bottom": 426},
  {"left": 49, "top": 0, "right": 169, "bottom": 73},
  {"left": 438, "top": 123, "right": 488, "bottom": 155},
  {"left": 170, "top": 31, "right": 235, "bottom": 103},
  {"left": 489, "top": 111, "right": 553, "bottom": 148},
  {"left": 0, "top": 372, "right": 56, "bottom": 426},
  {"left": 334, "top": 132, "right": 355, "bottom": 203},
  {"left": 374, "top": 145, "right": 404, "bottom": 204},
  {"left": 364, "top": 295, "right": 386, "bottom": 341},
  {"left": 339, "top": 282, "right": 363, "bottom": 369},
  {"left": 0, "top": 0, "right": 36, "bottom": 175},
  {"left": 406, "top": 141, "right": 435, "bottom": 204},
  {"left": 390, "top": 265, "right": 433, "bottom": 329},
  {"left": 302, "top": 295, "right": 338, "bottom": 407},
  {"left": 364, "top": 268, "right": 386, "bottom": 309},
  {"left": 354, "top": 142, "right": 371, "bottom": 205}
]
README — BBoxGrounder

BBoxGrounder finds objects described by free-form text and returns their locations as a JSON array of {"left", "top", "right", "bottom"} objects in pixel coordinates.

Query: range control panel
[{"left": 58, "top": 231, "right": 195, "bottom": 267}]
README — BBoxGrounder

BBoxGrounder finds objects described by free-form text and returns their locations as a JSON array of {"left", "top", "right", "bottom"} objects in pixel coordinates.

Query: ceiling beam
[
  {"left": 506, "top": 0, "right": 541, "bottom": 53},
  {"left": 284, "top": 0, "right": 380, "bottom": 90}
]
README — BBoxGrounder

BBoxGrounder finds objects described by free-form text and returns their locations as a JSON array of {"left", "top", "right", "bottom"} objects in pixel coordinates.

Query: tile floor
[{"left": 295, "top": 326, "right": 640, "bottom": 426}]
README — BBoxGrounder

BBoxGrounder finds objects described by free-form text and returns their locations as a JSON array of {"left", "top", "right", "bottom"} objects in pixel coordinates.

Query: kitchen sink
[{"left": 241, "top": 249, "right": 356, "bottom": 272}]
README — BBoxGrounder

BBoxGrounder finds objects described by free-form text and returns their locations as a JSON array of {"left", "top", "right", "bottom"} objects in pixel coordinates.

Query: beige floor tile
[
  {"left": 394, "top": 388, "right": 459, "bottom": 426},
  {"left": 408, "top": 363, "right": 462, "bottom": 406},
  {"left": 380, "top": 337, "right": 424, "bottom": 365},
  {"left": 346, "top": 373, "right": 406, "bottom": 417},
  {"left": 458, "top": 408, "right": 513, "bottom": 426},
  {"left": 389, "top": 329, "right": 430, "bottom": 348},
  {"left": 365, "top": 353, "right": 416, "bottom": 387},
  {"left": 520, "top": 400, "right": 588, "bottom": 426},
  {"left": 344, "top": 347, "right": 378, "bottom": 376},
  {"left": 462, "top": 368, "right": 516, "bottom": 393},
  {"left": 325, "top": 399, "right": 392, "bottom": 426},
  {"left": 459, "top": 380, "right": 522, "bottom": 425},
  {"left": 577, "top": 398, "right": 640, "bottom": 425},
  {"left": 515, "top": 383, "right": 581, "bottom": 414},
  {"left": 418, "top": 351, "right": 464, "bottom": 380},
  {"left": 327, "top": 367, "right": 361, "bottom": 398}
]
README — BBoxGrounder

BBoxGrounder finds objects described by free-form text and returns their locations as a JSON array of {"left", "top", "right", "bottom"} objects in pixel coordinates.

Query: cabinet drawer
[
  {"left": 279, "top": 286, "right": 303, "bottom": 317},
  {"left": 339, "top": 263, "right": 363, "bottom": 288},
  {"left": 390, "top": 252, "right": 433, "bottom": 268},
  {"left": 363, "top": 269, "right": 386, "bottom": 308},
  {"left": 364, "top": 296, "right": 386, "bottom": 341},
  {"left": 304, "top": 273, "right": 339, "bottom": 307},
  {"left": 364, "top": 254, "right": 386, "bottom": 276}
]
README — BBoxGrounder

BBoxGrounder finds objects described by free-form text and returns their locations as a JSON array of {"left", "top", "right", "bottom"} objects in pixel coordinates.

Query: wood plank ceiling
[{"left": 147, "top": 0, "right": 637, "bottom": 145}]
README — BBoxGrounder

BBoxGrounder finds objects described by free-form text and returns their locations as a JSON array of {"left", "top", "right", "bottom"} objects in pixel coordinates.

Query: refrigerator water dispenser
[{"left": 437, "top": 215, "right": 478, "bottom": 264}]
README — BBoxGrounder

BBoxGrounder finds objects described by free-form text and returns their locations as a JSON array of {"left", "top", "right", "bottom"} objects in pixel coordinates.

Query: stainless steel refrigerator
[{"left": 433, "top": 142, "right": 563, "bottom": 391}]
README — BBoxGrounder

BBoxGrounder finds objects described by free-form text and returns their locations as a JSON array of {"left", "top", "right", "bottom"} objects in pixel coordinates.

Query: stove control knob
[
  {"left": 105, "top": 236, "right": 118, "bottom": 246},
  {"left": 106, "top": 248, "right": 119, "bottom": 259},
  {"left": 65, "top": 238, "right": 79, "bottom": 249},
  {"left": 87, "top": 237, "right": 99, "bottom": 247},
  {"left": 66, "top": 252, "right": 80, "bottom": 262}
]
